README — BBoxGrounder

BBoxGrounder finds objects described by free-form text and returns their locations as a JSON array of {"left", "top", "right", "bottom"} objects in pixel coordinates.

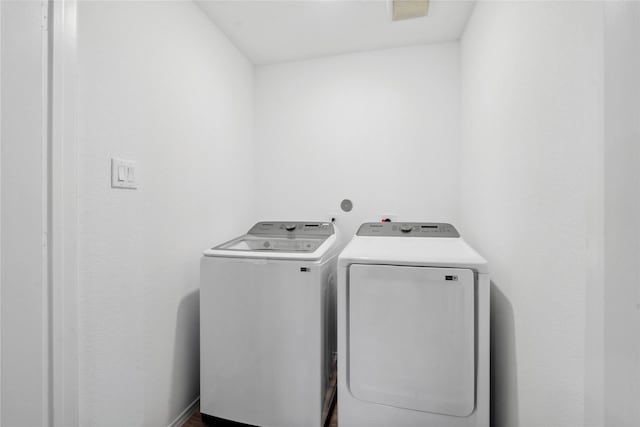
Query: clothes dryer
[{"left": 337, "top": 222, "right": 489, "bottom": 427}]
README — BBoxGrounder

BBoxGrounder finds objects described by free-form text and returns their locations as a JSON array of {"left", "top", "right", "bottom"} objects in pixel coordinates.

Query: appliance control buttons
[
  {"left": 285, "top": 224, "right": 297, "bottom": 231},
  {"left": 400, "top": 225, "right": 413, "bottom": 233}
]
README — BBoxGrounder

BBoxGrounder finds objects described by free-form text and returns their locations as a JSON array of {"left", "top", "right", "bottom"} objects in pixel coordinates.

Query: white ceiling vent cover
[{"left": 391, "top": 0, "right": 430, "bottom": 21}]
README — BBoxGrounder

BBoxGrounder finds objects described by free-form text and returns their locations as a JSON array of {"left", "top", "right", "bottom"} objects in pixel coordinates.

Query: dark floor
[
  {"left": 183, "top": 404, "right": 338, "bottom": 427},
  {"left": 187, "top": 367, "right": 339, "bottom": 427}
]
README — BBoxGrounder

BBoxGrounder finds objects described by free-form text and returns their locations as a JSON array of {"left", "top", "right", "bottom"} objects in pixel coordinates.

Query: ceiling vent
[{"left": 391, "top": 0, "right": 430, "bottom": 21}]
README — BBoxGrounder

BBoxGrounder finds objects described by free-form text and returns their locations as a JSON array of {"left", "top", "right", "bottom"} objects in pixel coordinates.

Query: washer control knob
[
  {"left": 285, "top": 224, "right": 297, "bottom": 231},
  {"left": 400, "top": 225, "right": 413, "bottom": 233}
]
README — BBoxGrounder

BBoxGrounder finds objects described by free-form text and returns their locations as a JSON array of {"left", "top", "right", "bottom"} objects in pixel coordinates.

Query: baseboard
[{"left": 168, "top": 396, "right": 200, "bottom": 427}]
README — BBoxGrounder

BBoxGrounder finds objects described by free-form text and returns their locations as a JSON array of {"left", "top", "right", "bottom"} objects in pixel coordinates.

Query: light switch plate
[{"left": 111, "top": 158, "right": 137, "bottom": 189}]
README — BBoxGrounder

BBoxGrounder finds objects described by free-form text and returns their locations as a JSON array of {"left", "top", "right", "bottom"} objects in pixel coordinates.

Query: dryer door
[{"left": 347, "top": 264, "right": 475, "bottom": 416}]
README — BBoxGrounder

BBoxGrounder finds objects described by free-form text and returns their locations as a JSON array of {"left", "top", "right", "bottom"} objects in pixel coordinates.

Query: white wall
[
  {"left": 0, "top": 2, "right": 49, "bottom": 426},
  {"left": 77, "top": 2, "right": 254, "bottom": 426},
  {"left": 460, "top": 2, "right": 604, "bottom": 426},
  {"left": 603, "top": 2, "right": 640, "bottom": 426},
  {"left": 254, "top": 44, "right": 460, "bottom": 240}
]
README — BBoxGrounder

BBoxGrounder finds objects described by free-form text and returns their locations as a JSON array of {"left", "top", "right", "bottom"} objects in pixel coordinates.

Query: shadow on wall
[
  {"left": 491, "top": 282, "right": 519, "bottom": 427},
  {"left": 169, "top": 289, "right": 201, "bottom": 422}
]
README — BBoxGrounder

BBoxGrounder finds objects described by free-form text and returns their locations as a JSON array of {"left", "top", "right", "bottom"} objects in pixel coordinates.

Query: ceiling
[{"left": 196, "top": 0, "right": 476, "bottom": 65}]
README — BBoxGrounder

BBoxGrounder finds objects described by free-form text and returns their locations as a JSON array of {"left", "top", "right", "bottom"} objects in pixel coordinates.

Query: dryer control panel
[{"left": 356, "top": 222, "right": 459, "bottom": 238}]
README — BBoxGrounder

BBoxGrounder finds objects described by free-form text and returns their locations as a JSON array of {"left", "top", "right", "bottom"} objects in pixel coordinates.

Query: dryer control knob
[
  {"left": 400, "top": 225, "right": 413, "bottom": 233},
  {"left": 285, "top": 224, "right": 297, "bottom": 231}
]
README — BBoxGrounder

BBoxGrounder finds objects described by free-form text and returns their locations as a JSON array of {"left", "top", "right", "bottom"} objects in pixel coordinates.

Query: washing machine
[
  {"left": 337, "top": 222, "right": 489, "bottom": 427},
  {"left": 200, "top": 221, "right": 339, "bottom": 427}
]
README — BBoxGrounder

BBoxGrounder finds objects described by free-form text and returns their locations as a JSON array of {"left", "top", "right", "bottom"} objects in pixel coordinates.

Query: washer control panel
[
  {"left": 356, "top": 222, "right": 459, "bottom": 238},
  {"left": 248, "top": 221, "right": 334, "bottom": 237}
]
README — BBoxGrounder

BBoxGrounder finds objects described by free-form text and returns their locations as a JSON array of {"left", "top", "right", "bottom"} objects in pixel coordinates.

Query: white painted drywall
[
  {"left": 460, "top": 2, "right": 605, "bottom": 426},
  {"left": 254, "top": 43, "right": 460, "bottom": 241},
  {"left": 197, "top": 0, "right": 474, "bottom": 64},
  {"left": 0, "top": 1, "right": 49, "bottom": 426},
  {"left": 603, "top": 2, "right": 640, "bottom": 426},
  {"left": 76, "top": 2, "right": 254, "bottom": 426}
]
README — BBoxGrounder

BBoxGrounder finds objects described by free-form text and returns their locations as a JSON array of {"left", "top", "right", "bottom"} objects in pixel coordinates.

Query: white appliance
[
  {"left": 200, "top": 221, "right": 339, "bottom": 427},
  {"left": 337, "top": 222, "right": 489, "bottom": 427}
]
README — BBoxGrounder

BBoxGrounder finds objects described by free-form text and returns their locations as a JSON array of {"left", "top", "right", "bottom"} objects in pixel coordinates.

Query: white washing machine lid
[
  {"left": 339, "top": 222, "right": 488, "bottom": 273},
  {"left": 203, "top": 221, "right": 337, "bottom": 261}
]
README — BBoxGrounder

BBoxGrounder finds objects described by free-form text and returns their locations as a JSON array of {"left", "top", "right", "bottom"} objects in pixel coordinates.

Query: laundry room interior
[{"left": 1, "top": 0, "right": 639, "bottom": 426}]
